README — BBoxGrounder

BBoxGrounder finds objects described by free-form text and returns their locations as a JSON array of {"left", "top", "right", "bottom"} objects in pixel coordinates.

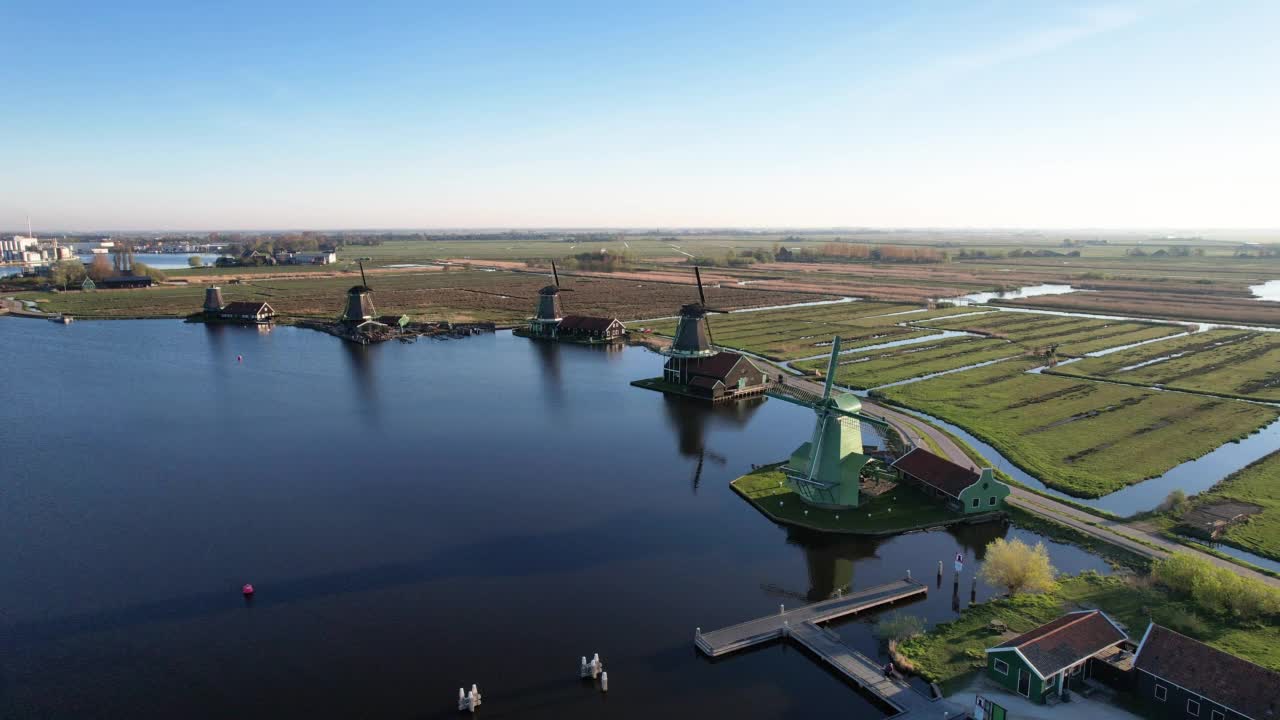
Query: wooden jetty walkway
[{"left": 696, "top": 578, "right": 968, "bottom": 719}]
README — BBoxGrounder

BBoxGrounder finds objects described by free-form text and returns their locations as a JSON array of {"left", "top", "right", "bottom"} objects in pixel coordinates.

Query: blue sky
[{"left": 2, "top": 1, "right": 1276, "bottom": 230}]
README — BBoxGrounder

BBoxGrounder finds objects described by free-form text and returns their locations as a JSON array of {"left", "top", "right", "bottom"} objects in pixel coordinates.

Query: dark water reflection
[{"left": 0, "top": 322, "right": 1111, "bottom": 719}]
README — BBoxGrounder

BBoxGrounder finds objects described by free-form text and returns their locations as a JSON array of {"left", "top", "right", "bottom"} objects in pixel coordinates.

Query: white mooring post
[
  {"left": 580, "top": 656, "right": 588, "bottom": 678},
  {"left": 906, "top": 569, "right": 912, "bottom": 581},
  {"left": 779, "top": 603, "right": 785, "bottom": 615},
  {"left": 458, "top": 685, "right": 481, "bottom": 713},
  {"left": 592, "top": 653, "right": 602, "bottom": 679},
  {"left": 601, "top": 671, "right": 609, "bottom": 693},
  {"left": 695, "top": 627, "right": 701, "bottom": 639}
]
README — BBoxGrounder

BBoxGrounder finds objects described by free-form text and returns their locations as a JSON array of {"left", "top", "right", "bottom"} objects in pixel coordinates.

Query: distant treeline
[
  {"left": 777, "top": 241, "right": 946, "bottom": 264},
  {"left": 556, "top": 250, "right": 636, "bottom": 272}
]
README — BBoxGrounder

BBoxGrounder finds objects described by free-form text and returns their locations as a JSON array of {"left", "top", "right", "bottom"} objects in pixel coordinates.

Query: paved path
[
  {"left": 0, "top": 297, "right": 48, "bottom": 318},
  {"left": 697, "top": 579, "right": 967, "bottom": 719},
  {"left": 769, "top": 374, "right": 1280, "bottom": 588}
]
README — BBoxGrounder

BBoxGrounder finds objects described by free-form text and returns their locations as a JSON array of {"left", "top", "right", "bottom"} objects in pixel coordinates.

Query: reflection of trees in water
[
  {"left": 945, "top": 518, "right": 1009, "bottom": 561},
  {"left": 660, "top": 395, "right": 764, "bottom": 492}
]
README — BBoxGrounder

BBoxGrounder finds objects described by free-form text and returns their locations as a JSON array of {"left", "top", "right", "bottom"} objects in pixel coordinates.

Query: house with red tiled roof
[
  {"left": 1133, "top": 623, "right": 1280, "bottom": 720},
  {"left": 217, "top": 301, "right": 275, "bottom": 324},
  {"left": 663, "top": 351, "right": 770, "bottom": 401},
  {"left": 556, "top": 315, "right": 625, "bottom": 342},
  {"left": 891, "top": 448, "right": 1010, "bottom": 513},
  {"left": 984, "top": 610, "right": 1129, "bottom": 703}
]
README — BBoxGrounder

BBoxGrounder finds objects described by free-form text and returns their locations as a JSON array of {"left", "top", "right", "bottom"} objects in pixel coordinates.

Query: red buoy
[{"left": 242, "top": 583, "right": 255, "bottom": 597}]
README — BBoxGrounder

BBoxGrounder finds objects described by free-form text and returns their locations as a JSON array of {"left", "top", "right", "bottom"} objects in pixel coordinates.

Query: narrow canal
[{"left": 0, "top": 320, "right": 1112, "bottom": 719}]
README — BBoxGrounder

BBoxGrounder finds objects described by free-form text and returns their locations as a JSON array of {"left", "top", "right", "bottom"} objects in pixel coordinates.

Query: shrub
[
  {"left": 1152, "top": 553, "right": 1280, "bottom": 621},
  {"left": 875, "top": 612, "right": 925, "bottom": 642},
  {"left": 1158, "top": 489, "right": 1189, "bottom": 515},
  {"left": 980, "top": 538, "right": 1057, "bottom": 595}
]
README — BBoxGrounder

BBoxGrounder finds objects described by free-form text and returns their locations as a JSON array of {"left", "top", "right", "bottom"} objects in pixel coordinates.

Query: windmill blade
[
  {"left": 806, "top": 412, "right": 828, "bottom": 482},
  {"left": 358, "top": 259, "right": 369, "bottom": 289},
  {"left": 694, "top": 266, "right": 707, "bottom": 306},
  {"left": 705, "top": 313, "right": 716, "bottom": 348},
  {"left": 552, "top": 261, "right": 560, "bottom": 288},
  {"left": 822, "top": 336, "right": 841, "bottom": 401}
]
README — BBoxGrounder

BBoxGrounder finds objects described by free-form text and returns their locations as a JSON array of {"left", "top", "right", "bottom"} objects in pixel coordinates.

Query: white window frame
[
  {"left": 1187, "top": 699, "right": 1200, "bottom": 716},
  {"left": 989, "top": 496, "right": 997, "bottom": 505},
  {"left": 993, "top": 658, "right": 1009, "bottom": 676},
  {"left": 1211, "top": 710, "right": 1224, "bottom": 720},
  {"left": 1155, "top": 684, "right": 1168, "bottom": 701},
  {"left": 972, "top": 497, "right": 980, "bottom": 508}
]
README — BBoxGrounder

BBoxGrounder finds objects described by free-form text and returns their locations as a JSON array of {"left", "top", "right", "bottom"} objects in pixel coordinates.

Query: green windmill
[{"left": 767, "top": 336, "right": 893, "bottom": 509}]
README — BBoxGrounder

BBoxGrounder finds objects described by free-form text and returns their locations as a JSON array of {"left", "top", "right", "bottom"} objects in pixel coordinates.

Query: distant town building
[
  {"left": 2, "top": 235, "right": 40, "bottom": 262},
  {"left": 290, "top": 251, "right": 337, "bottom": 265}
]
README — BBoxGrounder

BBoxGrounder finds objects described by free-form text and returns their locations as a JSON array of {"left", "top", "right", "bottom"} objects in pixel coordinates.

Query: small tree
[
  {"left": 48, "top": 260, "right": 87, "bottom": 290},
  {"left": 1158, "top": 489, "right": 1189, "bottom": 515},
  {"left": 188, "top": 255, "right": 204, "bottom": 267},
  {"left": 980, "top": 538, "right": 1056, "bottom": 595},
  {"left": 87, "top": 254, "right": 113, "bottom": 282},
  {"left": 134, "top": 262, "right": 166, "bottom": 281}
]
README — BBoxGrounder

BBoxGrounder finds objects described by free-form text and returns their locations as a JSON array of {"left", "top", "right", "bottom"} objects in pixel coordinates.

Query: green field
[
  {"left": 642, "top": 301, "right": 977, "bottom": 360},
  {"left": 1054, "top": 329, "right": 1280, "bottom": 401},
  {"left": 1188, "top": 452, "right": 1280, "bottom": 561},
  {"left": 876, "top": 360, "right": 1278, "bottom": 497},
  {"left": 896, "top": 571, "right": 1280, "bottom": 692},
  {"left": 795, "top": 336, "right": 1021, "bottom": 389},
  {"left": 16, "top": 269, "right": 824, "bottom": 324},
  {"left": 922, "top": 311, "right": 1185, "bottom": 356},
  {"left": 730, "top": 465, "right": 966, "bottom": 534}
]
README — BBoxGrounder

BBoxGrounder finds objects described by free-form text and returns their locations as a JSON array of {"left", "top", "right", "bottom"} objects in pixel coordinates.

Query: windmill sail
[{"left": 823, "top": 336, "right": 841, "bottom": 400}]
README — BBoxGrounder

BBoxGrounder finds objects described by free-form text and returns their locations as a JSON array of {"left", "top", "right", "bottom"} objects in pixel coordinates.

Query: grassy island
[
  {"left": 729, "top": 465, "right": 994, "bottom": 535},
  {"left": 1155, "top": 451, "right": 1280, "bottom": 562}
]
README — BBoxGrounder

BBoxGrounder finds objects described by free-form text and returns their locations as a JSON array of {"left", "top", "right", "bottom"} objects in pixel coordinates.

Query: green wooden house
[
  {"left": 891, "top": 449, "right": 1010, "bottom": 514},
  {"left": 984, "top": 610, "right": 1128, "bottom": 703}
]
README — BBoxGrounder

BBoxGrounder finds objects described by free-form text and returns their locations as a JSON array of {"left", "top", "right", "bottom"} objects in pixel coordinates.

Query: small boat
[{"left": 50, "top": 315, "right": 74, "bottom": 324}]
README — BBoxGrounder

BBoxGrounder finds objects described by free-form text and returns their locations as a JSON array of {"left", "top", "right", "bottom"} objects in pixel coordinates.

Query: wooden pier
[{"left": 696, "top": 579, "right": 968, "bottom": 719}]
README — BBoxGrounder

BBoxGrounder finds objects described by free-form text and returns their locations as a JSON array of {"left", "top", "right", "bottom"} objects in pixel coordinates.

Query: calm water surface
[{"left": 0, "top": 321, "right": 1111, "bottom": 719}]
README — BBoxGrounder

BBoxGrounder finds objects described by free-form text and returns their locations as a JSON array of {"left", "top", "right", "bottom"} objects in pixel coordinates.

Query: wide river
[{"left": 0, "top": 320, "right": 1110, "bottom": 719}]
